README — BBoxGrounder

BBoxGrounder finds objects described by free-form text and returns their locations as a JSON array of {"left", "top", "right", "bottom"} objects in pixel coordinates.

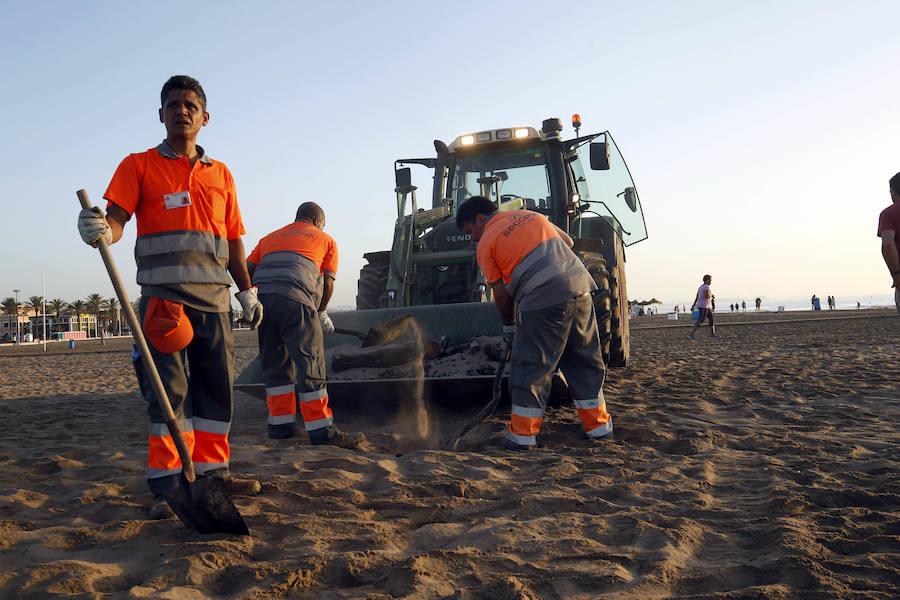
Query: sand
[{"left": 0, "top": 310, "right": 898, "bottom": 599}]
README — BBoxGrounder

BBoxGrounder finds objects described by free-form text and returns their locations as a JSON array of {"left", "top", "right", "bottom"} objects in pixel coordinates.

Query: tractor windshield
[
  {"left": 448, "top": 147, "right": 552, "bottom": 214},
  {"left": 570, "top": 132, "right": 648, "bottom": 246}
]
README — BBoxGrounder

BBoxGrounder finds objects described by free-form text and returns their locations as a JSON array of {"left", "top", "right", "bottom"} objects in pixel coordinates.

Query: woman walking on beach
[{"left": 688, "top": 274, "right": 716, "bottom": 339}]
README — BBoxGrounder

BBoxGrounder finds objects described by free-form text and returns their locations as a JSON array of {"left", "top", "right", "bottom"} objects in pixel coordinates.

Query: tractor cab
[{"left": 379, "top": 117, "right": 647, "bottom": 309}]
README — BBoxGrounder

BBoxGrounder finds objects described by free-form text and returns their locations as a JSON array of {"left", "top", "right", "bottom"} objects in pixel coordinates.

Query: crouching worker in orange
[
  {"left": 76, "top": 75, "right": 263, "bottom": 517},
  {"left": 247, "top": 202, "right": 347, "bottom": 444},
  {"left": 457, "top": 196, "right": 613, "bottom": 450}
]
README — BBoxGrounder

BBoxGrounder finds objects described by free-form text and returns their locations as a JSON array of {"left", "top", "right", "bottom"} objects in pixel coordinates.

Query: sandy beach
[{"left": 0, "top": 309, "right": 898, "bottom": 599}]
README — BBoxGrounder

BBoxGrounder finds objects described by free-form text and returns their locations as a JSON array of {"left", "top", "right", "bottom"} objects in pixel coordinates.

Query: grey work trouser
[
  {"left": 134, "top": 297, "right": 235, "bottom": 496},
  {"left": 257, "top": 294, "right": 333, "bottom": 439},
  {"left": 507, "top": 293, "right": 612, "bottom": 446}
]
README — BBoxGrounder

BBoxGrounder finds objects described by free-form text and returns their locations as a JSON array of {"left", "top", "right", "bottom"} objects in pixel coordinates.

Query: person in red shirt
[
  {"left": 456, "top": 195, "right": 613, "bottom": 450},
  {"left": 877, "top": 172, "right": 900, "bottom": 312},
  {"left": 77, "top": 75, "right": 262, "bottom": 517},
  {"left": 246, "top": 202, "right": 348, "bottom": 443}
]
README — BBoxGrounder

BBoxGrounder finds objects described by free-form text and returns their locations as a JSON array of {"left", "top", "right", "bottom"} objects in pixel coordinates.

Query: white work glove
[
  {"left": 318, "top": 310, "right": 335, "bottom": 334},
  {"left": 78, "top": 207, "right": 112, "bottom": 248},
  {"left": 235, "top": 287, "right": 263, "bottom": 329},
  {"left": 502, "top": 323, "right": 516, "bottom": 345}
]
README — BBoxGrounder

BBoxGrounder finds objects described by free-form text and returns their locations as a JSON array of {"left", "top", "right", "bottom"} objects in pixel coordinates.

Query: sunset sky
[{"left": 2, "top": 1, "right": 898, "bottom": 309}]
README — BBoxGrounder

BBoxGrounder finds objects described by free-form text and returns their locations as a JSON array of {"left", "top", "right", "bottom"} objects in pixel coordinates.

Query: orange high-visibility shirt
[
  {"left": 104, "top": 144, "right": 245, "bottom": 240},
  {"left": 247, "top": 221, "right": 338, "bottom": 276}
]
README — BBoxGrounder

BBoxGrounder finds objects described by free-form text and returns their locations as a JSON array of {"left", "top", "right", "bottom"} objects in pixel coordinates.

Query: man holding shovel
[
  {"left": 457, "top": 196, "right": 613, "bottom": 450},
  {"left": 246, "top": 202, "right": 353, "bottom": 444},
  {"left": 77, "top": 75, "right": 262, "bottom": 519}
]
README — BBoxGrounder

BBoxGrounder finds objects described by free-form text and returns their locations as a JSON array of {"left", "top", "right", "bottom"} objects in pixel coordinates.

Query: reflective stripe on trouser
[
  {"left": 258, "top": 294, "right": 333, "bottom": 435},
  {"left": 135, "top": 297, "right": 234, "bottom": 494},
  {"left": 507, "top": 293, "right": 610, "bottom": 446}
]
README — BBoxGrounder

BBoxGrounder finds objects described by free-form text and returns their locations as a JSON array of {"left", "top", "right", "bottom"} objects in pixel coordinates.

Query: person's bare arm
[
  {"left": 881, "top": 229, "right": 900, "bottom": 288},
  {"left": 227, "top": 238, "right": 253, "bottom": 291},
  {"left": 489, "top": 282, "right": 515, "bottom": 325},
  {"left": 106, "top": 204, "right": 130, "bottom": 244},
  {"left": 552, "top": 224, "right": 574, "bottom": 248},
  {"left": 319, "top": 274, "right": 335, "bottom": 311}
]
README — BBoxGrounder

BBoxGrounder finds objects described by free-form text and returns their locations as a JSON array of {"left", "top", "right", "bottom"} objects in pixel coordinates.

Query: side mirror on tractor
[
  {"left": 624, "top": 186, "right": 638, "bottom": 212},
  {"left": 590, "top": 142, "right": 610, "bottom": 171},
  {"left": 395, "top": 167, "right": 412, "bottom": 189}
]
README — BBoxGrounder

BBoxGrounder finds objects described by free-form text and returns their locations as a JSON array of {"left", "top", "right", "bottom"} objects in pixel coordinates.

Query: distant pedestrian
[
  {"left": 741, "top": 300, "right": 746, "bottom": 311},
  {"left": 755, "top": 297, "right": 761, "bottom": 311},
  {"left": 688, "top": 274, "right": 716, "bottom": 339}
]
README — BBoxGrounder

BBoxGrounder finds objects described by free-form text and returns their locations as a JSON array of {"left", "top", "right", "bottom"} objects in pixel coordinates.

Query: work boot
[
  {"left": 309, "top": 425, "right": 341, "bottom": 445},
  {"left": 268, "top": 423, "right": 296, "bottom": 439},
  {"left": 149, "top": 496, "right": 174, "bottom": 520},
  {"left": 223, "top": 477, "right": 262, "bottom": 496},
  {"left": 309, "top": 426, "right": 366, "bottom": 449}
]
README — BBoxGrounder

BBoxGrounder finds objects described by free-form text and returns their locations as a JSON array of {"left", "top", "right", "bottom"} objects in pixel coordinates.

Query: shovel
[
  {"left": 333, "top": 314, "right": 416, "bottom": 348},
  {"left": 77, "top": 189, "right": 249, "bottom": 535},
  {"left": 439, "top": 341, "right": 512, "bottom": 451}
]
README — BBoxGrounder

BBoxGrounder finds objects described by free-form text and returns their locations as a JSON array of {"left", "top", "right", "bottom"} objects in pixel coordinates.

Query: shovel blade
[
  {"left": 162, "top": 475, "right": 249, "bottom": 535},
  {"left": 360, "top": 314, "right": 416, "bottom": 348}
]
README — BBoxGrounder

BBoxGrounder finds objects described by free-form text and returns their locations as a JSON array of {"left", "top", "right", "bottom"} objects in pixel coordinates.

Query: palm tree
[
  {"left": 2, "top": 297, "right": 17, "bottom": 341},
  {"left": 69, "top": 299, "right": 87, "bottom": 334},
  {"left": 86, "top": 293, "right": 104, "bottom": 340},
  {"left": 49, "top": 298, "right": 66, "bottom": 334},
  {"left": 103, "top": 297, "right": 120, "bottom": 336},
  {"left": 25, "top": 296, "right": 44, "bottom": 339},
  {"left": 27, "top": 295, "right": 43, "bottom": 316}
]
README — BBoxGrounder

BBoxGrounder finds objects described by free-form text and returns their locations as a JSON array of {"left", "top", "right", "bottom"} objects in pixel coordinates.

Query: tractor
[{"left": 235, "top": 116, "right": 647, "bottom": 403}]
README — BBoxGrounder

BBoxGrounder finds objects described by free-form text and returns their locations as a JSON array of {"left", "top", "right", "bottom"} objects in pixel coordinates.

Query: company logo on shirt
[{"left": 502, "top": 213, "right": 534, "bottom": 237}]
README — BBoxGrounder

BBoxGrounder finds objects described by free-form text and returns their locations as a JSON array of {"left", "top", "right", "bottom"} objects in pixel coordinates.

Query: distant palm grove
[{"left": 0, "top": 293, "right": 138, "bottom": 342}]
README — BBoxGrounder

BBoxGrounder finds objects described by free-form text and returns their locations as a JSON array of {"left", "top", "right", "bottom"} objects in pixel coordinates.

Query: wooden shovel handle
[{"left": 76, "top": 189, "right": 196, "bottom": 482}]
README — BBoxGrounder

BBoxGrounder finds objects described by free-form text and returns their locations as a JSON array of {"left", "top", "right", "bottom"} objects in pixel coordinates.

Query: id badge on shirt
[{"left": 164, "top": 191, "right": 192, "bottom": 209}]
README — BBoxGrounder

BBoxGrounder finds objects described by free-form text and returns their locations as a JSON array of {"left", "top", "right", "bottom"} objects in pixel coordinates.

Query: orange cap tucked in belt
[{"left": 143, "top": 297, "right": 193, "bottom": 353}]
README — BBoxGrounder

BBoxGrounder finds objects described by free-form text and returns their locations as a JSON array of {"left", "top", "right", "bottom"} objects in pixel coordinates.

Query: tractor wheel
[
  {"left": 607, "top": 264, "right": 630, "bottom": 368},
  {"left": 356, "top": 252, "right": 390, "bottom": 310},
  {"left": 577, "top": 251, "right": 612, "bottom": 367}
]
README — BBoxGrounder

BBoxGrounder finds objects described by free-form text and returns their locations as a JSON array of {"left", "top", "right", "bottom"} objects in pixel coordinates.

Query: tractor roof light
[
  {"left": 448, "top": 126, "right": 541, "bottom": 151},
  {"left": 572, "top": 114, "right": 582, "bottom": 129}
]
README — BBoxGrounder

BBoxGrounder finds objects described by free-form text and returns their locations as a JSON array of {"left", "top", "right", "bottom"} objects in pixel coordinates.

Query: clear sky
[{"left": 2, "top": 0, "right": 899, "bottom": 310}]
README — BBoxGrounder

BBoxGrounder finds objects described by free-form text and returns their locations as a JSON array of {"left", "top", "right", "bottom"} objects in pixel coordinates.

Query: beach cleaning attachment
[{"left": 76, "top": 189, "right": 249, "bottom": 535}]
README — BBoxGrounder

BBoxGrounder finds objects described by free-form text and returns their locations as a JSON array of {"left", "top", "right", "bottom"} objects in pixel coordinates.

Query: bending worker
[
  {"left": 77, "top": 75, "right": 264, "bottom": 515},
  {"left": 246, "top": 202, "right": 345, "bottom": 443},
  {"left": 456, "top": 196, "right": 613, "bottom": 450}
]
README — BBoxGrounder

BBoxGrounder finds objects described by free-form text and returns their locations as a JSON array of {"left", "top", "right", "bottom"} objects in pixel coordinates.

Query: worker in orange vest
[
  {"left": 247, "top": 202, "right": 348, "bottom": 444},
  {"left": 77, "top": 75, "right": 262, "bottom": 518},
  {"left": 457, "top": 195, "right": 613, "bottom": 450}
]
